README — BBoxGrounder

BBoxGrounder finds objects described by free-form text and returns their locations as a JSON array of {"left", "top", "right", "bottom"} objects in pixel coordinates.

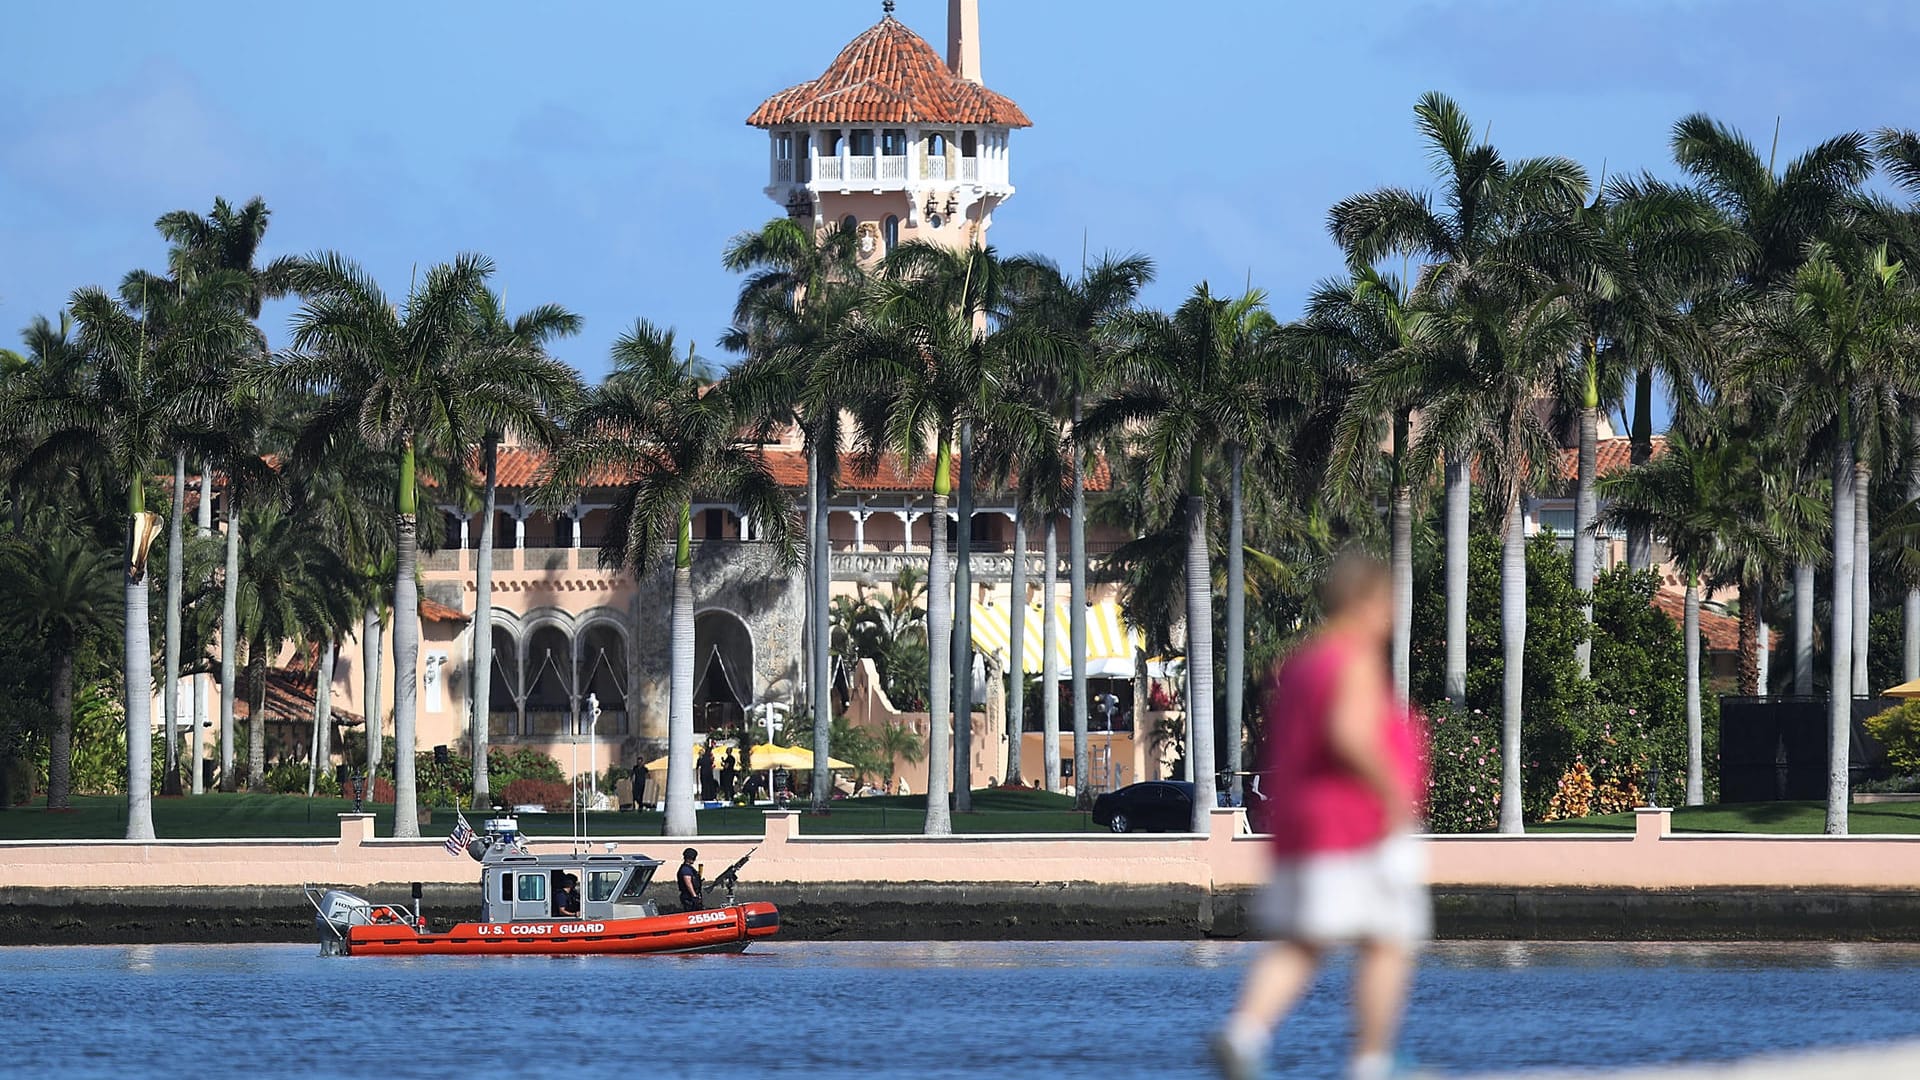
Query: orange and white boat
[{"left": 308, "top": 818, "right": 778, "bottom": 957}]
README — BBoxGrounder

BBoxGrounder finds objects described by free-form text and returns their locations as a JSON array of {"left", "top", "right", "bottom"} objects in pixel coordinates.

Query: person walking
[{"left": 1214, "top": 552, "right": 1428, "bottom": 1080}]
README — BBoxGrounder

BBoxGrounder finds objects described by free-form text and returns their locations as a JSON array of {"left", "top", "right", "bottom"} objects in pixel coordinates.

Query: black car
[{"left": 1091, "top": 781, "right": 1196, "bottom": 833}]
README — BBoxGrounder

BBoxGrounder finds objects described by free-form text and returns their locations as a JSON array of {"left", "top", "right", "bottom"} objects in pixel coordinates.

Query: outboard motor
[{"left": 312, "top": 889, "right": 372, "bottom": 956}]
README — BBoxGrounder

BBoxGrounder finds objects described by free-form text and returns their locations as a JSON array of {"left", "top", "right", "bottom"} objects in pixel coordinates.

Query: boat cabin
[{"left": 474, "top": 825, "right": 665, "bottom": 924}]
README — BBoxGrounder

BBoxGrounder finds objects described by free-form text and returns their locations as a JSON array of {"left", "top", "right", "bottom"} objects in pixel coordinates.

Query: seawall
[{"left": 10, "top": 809, "right": 1920, "bottom": 943}]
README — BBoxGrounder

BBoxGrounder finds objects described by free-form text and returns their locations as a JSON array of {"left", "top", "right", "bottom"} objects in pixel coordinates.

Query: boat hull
[{"left": 342, "top": 902, "right": 779, "bottom": 956}]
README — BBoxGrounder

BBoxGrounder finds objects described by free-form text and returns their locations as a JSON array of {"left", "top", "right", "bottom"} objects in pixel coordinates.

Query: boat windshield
[
  {"left": 588, "top": 870, "right": 624, "bottom": 904},
  {"left": 617, "top": 866, "right": 658, "bottom": 903}
]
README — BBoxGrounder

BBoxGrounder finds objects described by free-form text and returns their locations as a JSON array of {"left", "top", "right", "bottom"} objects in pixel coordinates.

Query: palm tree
[
  {"left": 281, "top": 252, "right": 561, "bottom": 836},
  {"left": 464, "top": 288, "right": 581, "bottom": 804},
  {"left": 1603, "top": 431, "right": 1781, "bottom": 803},
  {"left": 541, "top": 322, "right": 798, "bottom": 837},
  {"left": 1331, "top": 92, "right": 1589, "bottom": 705},
  {"left": 232, "top": 499, "right": 356, "bottom": 787},
  {"left": 152, "top": 197, "right": 295, "bottom": 793},
  {"left": 1311, "top": 266, "right": 1436, "bottom": 701},
  {"left": 877, "top": 720, "right": 924, "bottom": 791},
  {"left": 829, "top": 241, "right": 1049, "bottom": 833},
  {"left": 721, "top": 217, "right": 865, "bottom": 811},
  {"left": 0, "top": 518, "right": 121, "bottom": 809},
  {"left": 1670, "top": 117, "right": 1873, "bottom": 688},
  {"left": 1747, "top": 241, "right": 1920, "bottom": 833},
  {"left": 0, "top": 279, "right": 250, "bottom": 838},
  {"left": 1002, "top": 253, "right": 1152, "bottom": 806},
  {"left": 1091, "top": 284, "right": 1287, "bottom": 830},
  {"left": 1872, "top": 128, "right": 1920, "bottom": 682},
  {"left": 1416, "top": 268, "right": 1589, "bottom": 832}
]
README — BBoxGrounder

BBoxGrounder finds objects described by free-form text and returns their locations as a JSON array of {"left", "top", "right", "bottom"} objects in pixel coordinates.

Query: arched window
[
  {"left": 961, "top": 131, "right": 978, "bottom": 157},
  {"left": 927, "top": 132, "right": 947, "bottom": 156},
  {"left": 841, "top": 215, "right": 858, "bottom": 236},
  {"left": 883, "top": 215, "right": 900, "bottom": 252}
]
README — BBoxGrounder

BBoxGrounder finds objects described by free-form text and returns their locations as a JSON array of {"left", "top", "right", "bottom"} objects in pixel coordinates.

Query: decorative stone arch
[
  {"left": 576, "top": 607, "right": 632, "bottom": 735},
  {"left": 483, "top": 609, "right": 527, "bottom": 739},
  {"left": 693, "top": 607, "right": 756, "bottom": 737}
]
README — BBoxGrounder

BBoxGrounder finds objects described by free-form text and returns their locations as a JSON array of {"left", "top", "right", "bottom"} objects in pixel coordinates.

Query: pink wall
[{"left": 12, "top": 808, "right": 1920, "bottom": 894}]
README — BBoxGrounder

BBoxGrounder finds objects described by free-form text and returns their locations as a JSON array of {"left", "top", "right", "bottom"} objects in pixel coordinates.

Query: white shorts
[{"left": 1253, "top": 833, "right": 1431, "bottom": 945}]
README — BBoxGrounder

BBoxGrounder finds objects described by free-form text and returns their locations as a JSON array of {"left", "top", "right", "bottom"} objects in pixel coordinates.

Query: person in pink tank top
[{"left": 1214, "top": 552, "right": 1428, "bottom": 1080}]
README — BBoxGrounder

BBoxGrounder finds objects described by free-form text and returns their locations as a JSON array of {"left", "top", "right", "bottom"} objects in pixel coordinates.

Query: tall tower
[{"left": 746, "top": 0, "right": 1030, "bottom": 263}]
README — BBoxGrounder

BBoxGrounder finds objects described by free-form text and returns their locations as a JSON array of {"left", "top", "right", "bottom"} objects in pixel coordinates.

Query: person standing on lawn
[{"left": 1214, "top": 552, "right": 1428, "bottom": 1080}]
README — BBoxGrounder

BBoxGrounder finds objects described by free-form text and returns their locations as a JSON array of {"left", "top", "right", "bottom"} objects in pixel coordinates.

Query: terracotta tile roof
[
  {"left": 1555, "top": 435, "right": 1666, "bottom": 483},
  {"left": 1650, "top": 588, "right": 1766, "bottom": 653},
  {"left": 234, "top": 666, "right": 364, "bottom": 725},
  {"left": 747, "top": 16, "right": 1031, "bottom": 129},
  {"left": 419, "top": 598, "right": 469, "bottom": 623},
  {"left": 484, "top": 445, "right": 1109, "bottom": 497}
]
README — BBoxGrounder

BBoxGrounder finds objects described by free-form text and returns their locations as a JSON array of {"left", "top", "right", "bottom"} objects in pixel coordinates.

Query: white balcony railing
[
  {"left": 817, "top": 157, "right": 843, "bottom": 182},
  {"left": 849, "top": 156, "right": 875, "bottom": 181},
  {"left": 774, "top": 160, "right": 793, "bottom": 182},
  {"left": 960, "top": 157, "right": 978, "bottom": 180},
  {"left": 924, "top": 156, "right": 948, "bottom": 181},
  {"left": 880, "top": 155, "right": 906, "bottom": 180}
]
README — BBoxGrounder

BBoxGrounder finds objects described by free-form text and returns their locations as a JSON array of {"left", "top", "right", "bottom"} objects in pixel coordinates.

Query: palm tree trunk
[
  {"left": 1574, "top": 374, "right": 1599, "bottom": 678},
  {"left": 247, "top": 632, "right": 268, "bottom": 791},
  {"left": 1828, "top": 437, "right": 1856, "bottom": 836},
  {"left": 1498, "top": 490, "right": 1526, "bottom": 835},
  {"left": 1852, "top": 460, "right": 1871, "bottom": 697},
  {"left": 1184, "top": 477, "right": 1217, "bottom": 832},
  {"left": 1737, "top": 583, "right": 1761, "bottom": 697},
  {"left": 125, "top": 499, "right": 157, "bottom": 840},
  {"left": 307, "top": 647, "right": 324, "bottom": 798},
  {"left": 665, "top": 508, "right": 698, "bottom": 837},
  {"left": 1757, "top": 612, "right": 1771, "bottom": 698},
  {"left": 1627, "top": 366, "right": 1654, "bottom": 571},
  {"left": 1225, "top": 443, "right": 1246, "bottom": 807},
  {"left": 162, "top": 451, "right": 186, "bottom": 797},
  {"left": 1041, "top": 513, "right": 1060, "bottom": 792},
  {"left": 1684, "top": 574, "right": 1703, "bottom": 806},
  {"left": 925, "top": 467, "right": 955, "bottom": 836},
  {"left": 192, "top": 466, "right": 213, "bottom": 795},
  {"left": 1006, "top": 503, "right": 1027, "bottom": 784},
  {"left": 953, "top": 422, "right": 975, "bottom": 812},
  {"left": 363, "top": 607, "right": 383, "bottom": 777},
  {"left": 473, "top": 438, "right": 499, "bottom": 804},
  {"left": 1444, "top": 455, "right": 1471, "bottom": 705},
  {"left": 317, "top": 642, "right": 335, "bottom": 785},
  {"left": 1795, "top": 561, "right": 1816, "bottom": 696},
  {"left": 1907, "top": 416, "right": 1920, "bottom": 683},
  {"left": 48, "top": 649, "right": 74, "bottom": 810},
  {"left": 1390, "top": 415, "right": 1412, "bottom": 704},
  {"left": 809, "top": 440, "right": 832, "bottom": 813},
  {"left": 218, "top": 488, "right": 240, "bottom": 792},
  {"left": 1070, "top": 400, "right": 1091, "bottom": 808},
  {"left": 391, "top": 441, "right": 422, "bottom": 838}
]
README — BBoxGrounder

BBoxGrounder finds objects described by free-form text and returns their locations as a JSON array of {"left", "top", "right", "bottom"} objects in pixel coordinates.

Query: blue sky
[{"left": 5, "top": 0, "right": 1918, "bottom": 430}]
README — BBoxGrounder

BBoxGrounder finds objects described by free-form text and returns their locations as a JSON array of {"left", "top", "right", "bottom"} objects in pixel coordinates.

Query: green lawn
[
  {"left": 0, "top": 787, "right": 1101, "bottom": 841},
  {"left": 1529, "top": 799, "right": 1920, "bottom": 834}
]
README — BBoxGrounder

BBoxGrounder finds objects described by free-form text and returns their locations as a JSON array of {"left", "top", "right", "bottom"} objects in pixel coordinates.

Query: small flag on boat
[{"left": 444, "top": 812, "right": 475, "bottom": 857}]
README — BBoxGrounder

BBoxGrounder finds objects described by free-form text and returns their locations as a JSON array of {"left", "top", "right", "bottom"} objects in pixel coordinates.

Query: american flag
[{"left": 444, "top": 812, "right": 476, "bottom": 857}]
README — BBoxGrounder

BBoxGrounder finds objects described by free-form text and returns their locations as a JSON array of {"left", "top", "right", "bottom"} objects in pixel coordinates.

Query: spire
[{"left": 947, "top": 0, "right": 981, "bottom": 84}]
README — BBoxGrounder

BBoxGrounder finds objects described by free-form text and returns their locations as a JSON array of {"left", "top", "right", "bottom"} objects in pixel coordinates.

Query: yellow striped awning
[{"left": 969, "top": 600, "right": 1142, "bottom": 679}]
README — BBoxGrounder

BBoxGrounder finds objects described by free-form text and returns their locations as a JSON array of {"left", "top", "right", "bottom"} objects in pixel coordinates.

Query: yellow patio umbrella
[
  {"left": 643, "top": 744, "right": 853, "bottom": 772},
  {"left": 1884, "top": 679, "right": 1920, "bottom": 699}
]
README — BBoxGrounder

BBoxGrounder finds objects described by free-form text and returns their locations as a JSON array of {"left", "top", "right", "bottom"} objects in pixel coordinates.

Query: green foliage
[
  {"left": 1411, "top": 532, "right": 1711, "bottom": 826},
  {"left": 1423, "top": 702, "right": 1502, "bottom": 833},
  {"left": 1867, "top": 700, "right": 1920, "bottom": 774},
  {"left": 64, "top": 682, "right": 126, "bottom": 796},
  {"left": 400, "top": 745, "right": 566, "bottom": 808},
  {"left": 260, "top": 760, "right": 340, "bottom": 796}
]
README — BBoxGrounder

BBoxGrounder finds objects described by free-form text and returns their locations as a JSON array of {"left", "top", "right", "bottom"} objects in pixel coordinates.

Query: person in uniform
[{"left": 676, "top": 848, "right": 704, "bottom": 912}]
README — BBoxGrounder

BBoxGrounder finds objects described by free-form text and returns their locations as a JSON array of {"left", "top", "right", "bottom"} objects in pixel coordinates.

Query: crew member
[
  {"left": 556, "top": 874, "right": 581, "bottom": 918},
  {"left": 677, "top": 848, "right": 704, "bottom": 912}
]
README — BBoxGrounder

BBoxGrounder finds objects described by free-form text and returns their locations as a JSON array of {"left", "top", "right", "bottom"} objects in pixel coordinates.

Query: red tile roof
[
  {"left": 419, "top": 598, "right": 469, "bottom": 623},
  {"left": 1555, "top": 435, "right": 1666, "bottom": 483},
  {"left": 1650, "top": 588, "right": 1766, "bottom": 653},
  {"left": 234, "top": 666, "right": 364, "bottom": 725},
  {"left": 485, "top": 445, "right": 1109, "bottom": 496},
  {"left": 747, "top": 16, "right": 1031, "bottom": 129}
]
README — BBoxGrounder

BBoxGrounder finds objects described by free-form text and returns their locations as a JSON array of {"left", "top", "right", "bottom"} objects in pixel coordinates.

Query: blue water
[{"left": 3, "top": 941, "right": 1917, "bottom": 1078}]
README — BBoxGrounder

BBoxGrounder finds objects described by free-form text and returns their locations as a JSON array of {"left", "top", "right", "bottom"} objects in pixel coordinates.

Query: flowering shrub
[
  {"left": 501, "top": 777, "right": 574, "bottom": 811},
  {"left": 1546, "top": 760, "right": 1596, "bottom": 820},
  {"left": 1866, "top": 700, "right": 1920, "bottom": 773},
  {"left": 1423, "top": 702, "right": 1501, "bottom": 833}
]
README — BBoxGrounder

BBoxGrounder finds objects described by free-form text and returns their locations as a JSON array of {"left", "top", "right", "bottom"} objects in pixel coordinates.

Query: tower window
[
  {"left": 850, "top": 129, "right": 874, "bottom": 156},
  {"left": 773, "top": 132, "right": 793, "bottom": 160},
  {"left": 927, "top": 132, "right": 948, "bottom": 156},
  {"left": 823, "top": 129, "right": 843, "bottom": 155},
  {"left": 841, "top": 215, "right": 858, "bottom": 236},
  {"left": 881, "top": 129, "right": 907, "bottom": 156},
  {"left": 961, "top": 131, "right": 978, "bottom": 157},
  {"left": 883, "top": 215, "right": 899, "bottom": 252}
]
